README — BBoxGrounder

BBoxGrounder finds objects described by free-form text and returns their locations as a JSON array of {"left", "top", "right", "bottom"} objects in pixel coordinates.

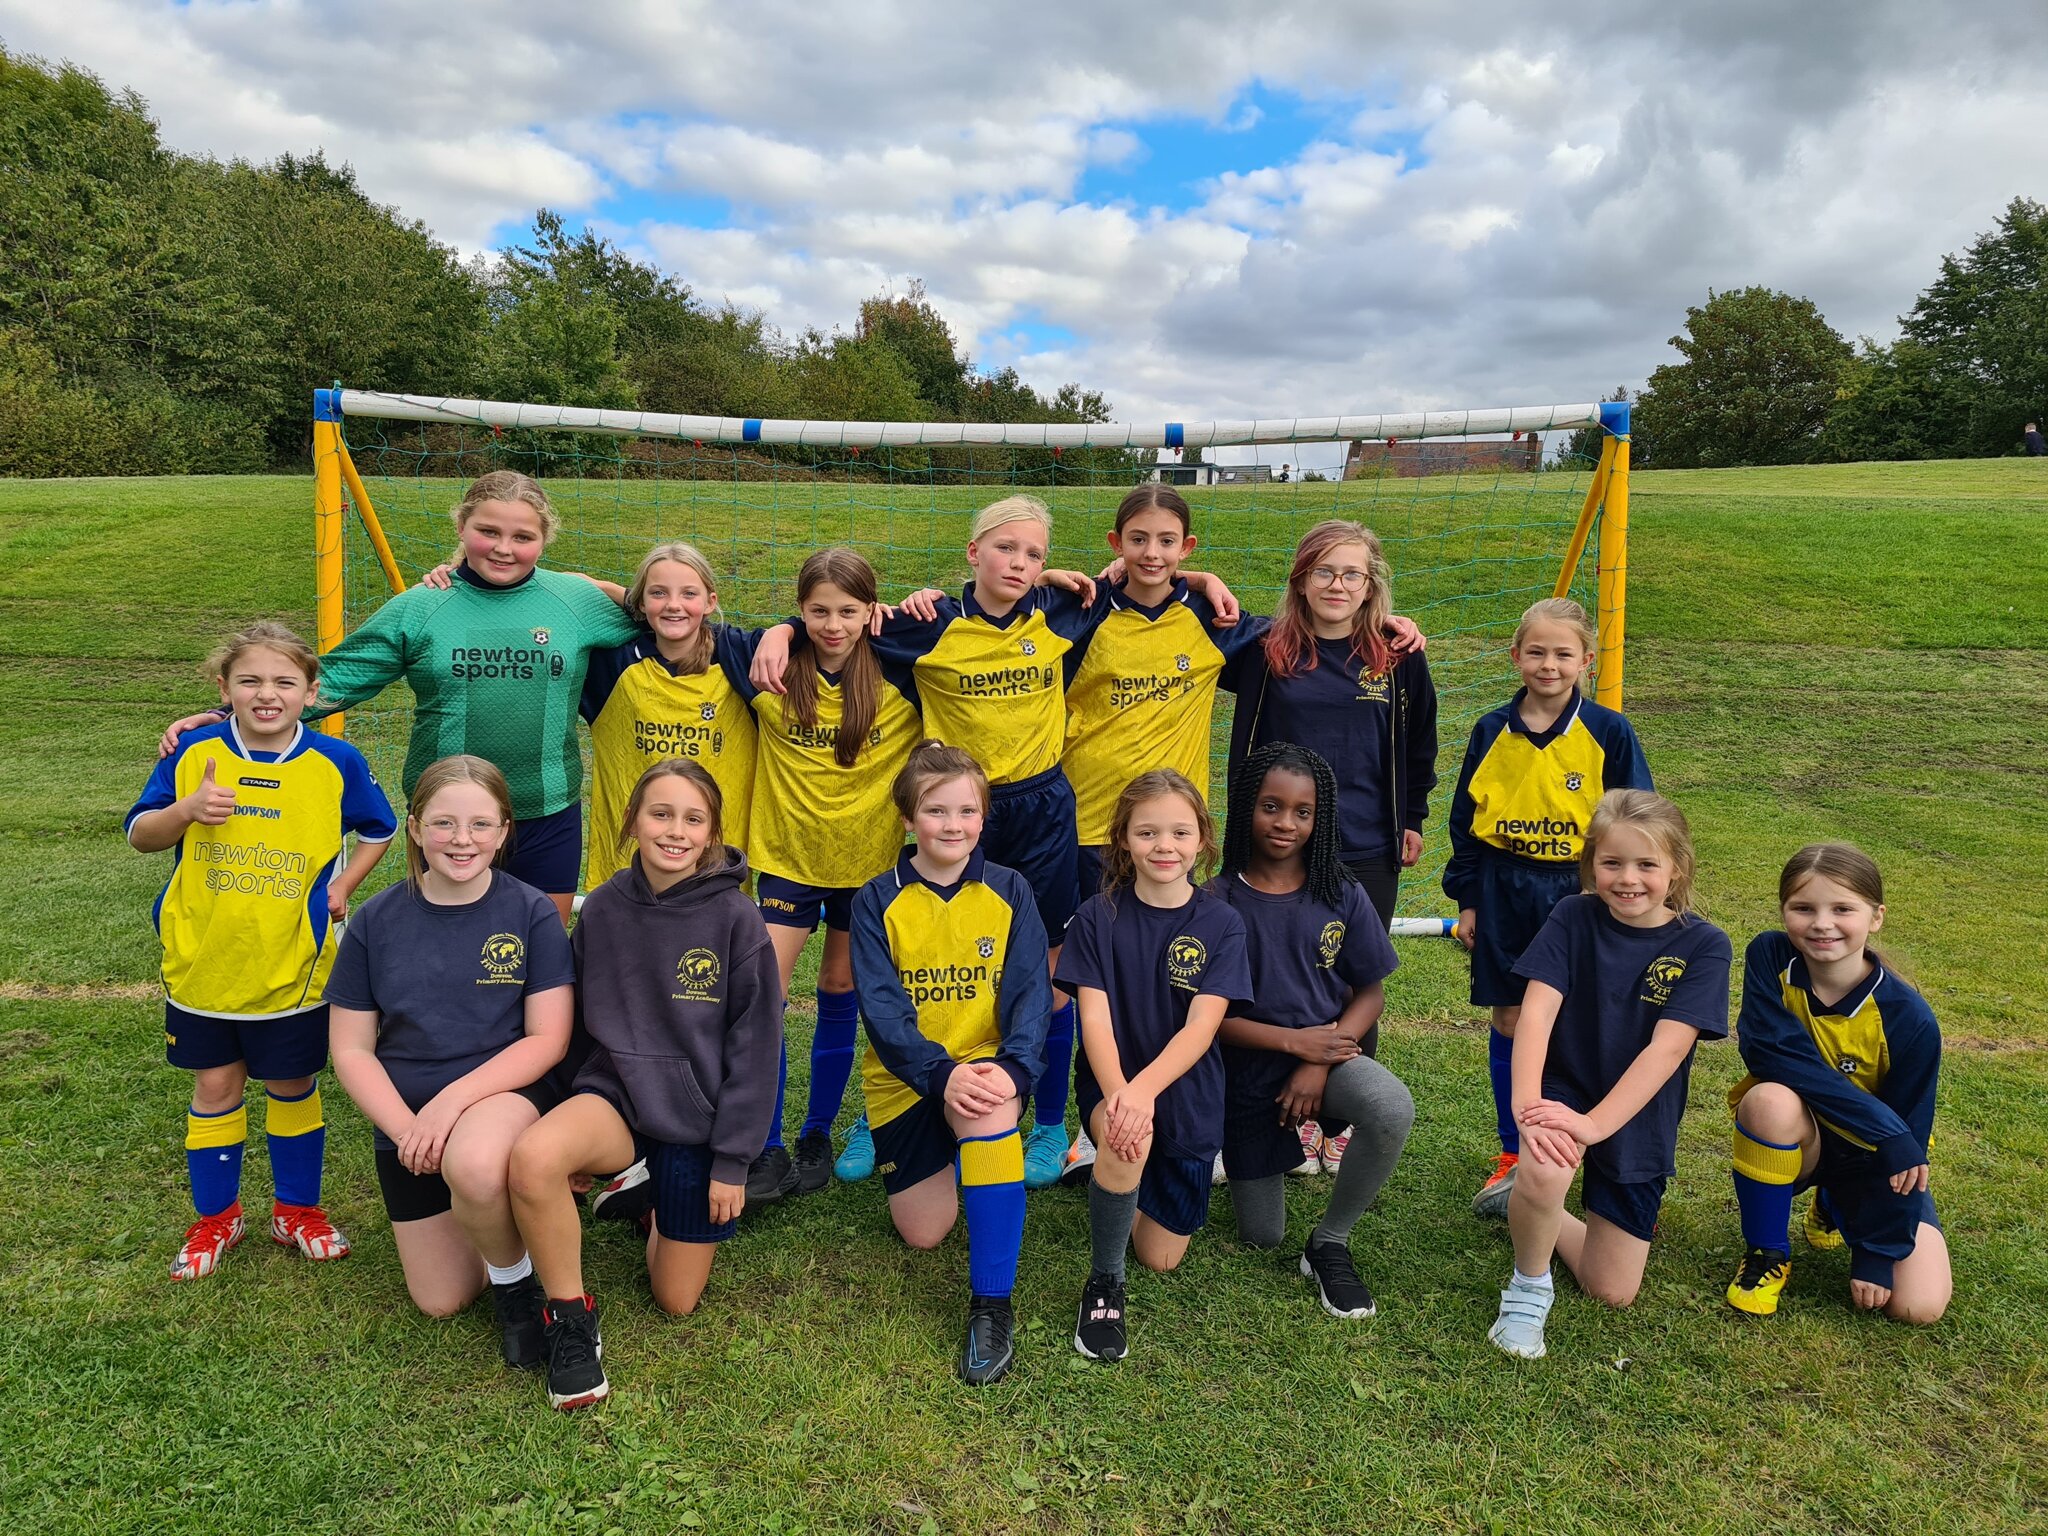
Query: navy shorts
[
  {"left": 1580, "top": 1166, "right": 1668, "bottom": 1243},
  {"left": 166, "top": 1000, "right": 328, "bottom": 1079},
  {"left": 1803, "top": 1134, "right": 1940, "bottom": 1282},
  {"left": 645, "top": 1138, "right": 738, "bottom": 1244},
  {"left": 1469, "top": 852, "right": 1580, "bottom": 1007},
  {"left": 1075, "top": 845, "right": 1108, "bottom": 908},
  {"left": 757, "top": 872, "right": 857, "bottom": 932},
  {"left": 503, "top": 802, "right": 583, "bottom": 896},
  {"left": 871, "top": 1095, "right": 969, "bottom": 1197},
  {"left": 372, "top": 1081, "right": 559, "bottom": 1222},
  {"left": 1076, "top": 1078, "right": 1215, "bottom": 1236},
  {"left": 986, "top": 765, "right": 1080, "bottom": 939},
  {"left": 1221, "top": 1099, "right": 1304, "bottom": 1184}
]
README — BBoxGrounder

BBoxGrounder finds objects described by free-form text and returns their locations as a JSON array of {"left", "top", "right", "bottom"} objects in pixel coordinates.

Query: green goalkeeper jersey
[{"left": 314, "top": 566, "right": 640, "bottom": 819}]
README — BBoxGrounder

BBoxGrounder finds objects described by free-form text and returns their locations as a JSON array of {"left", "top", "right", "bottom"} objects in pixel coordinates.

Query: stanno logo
[
  {"left": 1639, "top": 955, "right": 1688, "bottom": 1007},
  {"left": 700, "top": 703, "right": 718, "bottom": 721},
  {"left": 976, "top": 936, "right": 995, "bottom": 959},
  {"left": 675, "top": 947, "right": 721, "bottom": 1000},
  {"left": 1166, "top": 935, "right": 1209, "bottom": 990},
  {"left": 1318, "top": 920, "right": 1346, "bottom": 968},
  {"left": 237, "top": 776, "right": 282, "bottom": 790},
  {"left": 1564, "top": 772, "right": 1584, "bottom": 792},
  {"left": 531, "top": 628, "right": 551, "bottom": 645},
  {"left": 480, "top": 932, "right": 526, "bottom": 982},
  {"left": 1175, "top": 654, "right": 1191, "bottom": 672}
]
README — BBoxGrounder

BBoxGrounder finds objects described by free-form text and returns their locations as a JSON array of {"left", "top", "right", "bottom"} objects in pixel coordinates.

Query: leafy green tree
[
  {"left": 481, "top": 210, "right": 634, "bottom": 410},
  {"left": 1633, "top": 288, "right": 1850, "bottom": 468},
  {"left": 858, "top": 281, "right": 969, "bottom": 416}
]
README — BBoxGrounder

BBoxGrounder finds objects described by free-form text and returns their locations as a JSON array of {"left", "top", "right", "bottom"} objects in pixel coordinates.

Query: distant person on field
[
  {"left": 2025, "top": 422, "right": 2045, "bottom": 456},
  {"left": 1279, "top": 464, "right": 1291, "bottom": 482},
  {"left": 126, "top": 622, "right": 396, "bottom": 1283},
  {"left": 1722, "top": 844, "right": 1950, "bottom": 1324}
]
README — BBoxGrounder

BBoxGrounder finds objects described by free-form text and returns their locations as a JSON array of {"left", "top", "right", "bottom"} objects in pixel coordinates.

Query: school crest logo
[
  {"left": 1356, "top": 669, "right": 1390, "bottom": 703},
  {"left": 1640, "top": 956, "right": 1688, "bottom": 1006},
  {"left": 1564, "top": 772, "right": 1584, "bottom": 792},
  {"left": 700, "top": 703, "right": 718, "bottom": 721},
  {"left": 480, "top": 933, "right": 525, "bottom": 980},
  {"left": 1318, "top": 921, "right": 1345, "bottom": 968},
  {"left": 1020, "top": 639, "right": 1038, "bottom": 656},
  {"left": 675, "top": 947, "right": 721, "bottom": 1000},
  {"left": 1166, "top": 935, "right": 1209, "bottom": 990},
  {"left": 976, "top": 936, "right": 995, "bottom": 959},
  {"left": 1175, "top": 654, "right": 1191, "bottom": 672},
  {"left": 531, "top": 628, "right": 551, "bottom": 646}
]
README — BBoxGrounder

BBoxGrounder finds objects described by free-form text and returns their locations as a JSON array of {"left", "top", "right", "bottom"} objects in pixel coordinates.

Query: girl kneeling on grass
[
  {"left": 848, "top": 741, "right": 1053, "bottom": 1386},
  {"left": 1059, "top": 770, "right": 1251, "bottom": 1364},
  {"left": 326, "top": 756, "right": 574, "bottom": 1362},
  {"left": 1212, "top": 743, "right": 1411, "bottom": 1321},
  {"left": 508, "top": 762, "right": 783, "bottom": 1410},
  {"left": 126, "top": 622, "right": 396, "bottom": 1282},
  {"left": 1723, "top": 843, "right": 1950, "bottom": 1323},
  {"left": 1489, "top": 788, "right": 1732, "bottom": 1360}
]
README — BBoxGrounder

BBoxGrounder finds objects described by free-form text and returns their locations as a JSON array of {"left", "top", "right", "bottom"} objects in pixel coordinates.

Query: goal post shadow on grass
[{"left": 309, "top": 387, "right": 1632, "bottom": 933}]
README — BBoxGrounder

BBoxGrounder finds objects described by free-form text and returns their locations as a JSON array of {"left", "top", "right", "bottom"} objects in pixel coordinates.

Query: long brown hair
[
  {"left": 1262, "top": 519, "right": 1394, "bottom": 680},
  {"left": 625, "top": 541, "right": 718, "bottom": 674},
  {"left": 617, "top": 760, "right": 726, "bottom": 878},
  {"left": 1780, "top": 842, "right": 1897, "bottom": 974},
  {"left": 784, "top": 547, "right": 883, "bottom": 769},
  {"left": 1100, "top": 769, "right": 1219, "bottom": 899},
  {"left": 1580, "top": 788, "right": 1698, "bottom": 919},
  {"left": 404, "top": 755, "right": 515, "bottom": 883},
  {"left": 1113, "top": 483, "right": 1191, "bottom": 535}
]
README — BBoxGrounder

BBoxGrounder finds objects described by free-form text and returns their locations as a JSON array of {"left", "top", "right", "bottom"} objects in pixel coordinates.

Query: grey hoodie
[{"left": 570, "top": 847, "right": 783, "bottom": 1186}]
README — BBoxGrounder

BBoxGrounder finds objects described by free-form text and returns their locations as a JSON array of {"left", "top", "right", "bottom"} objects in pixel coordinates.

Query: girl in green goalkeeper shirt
[{"left": 159, "top": 471, "right": 642, "bottom": 923}]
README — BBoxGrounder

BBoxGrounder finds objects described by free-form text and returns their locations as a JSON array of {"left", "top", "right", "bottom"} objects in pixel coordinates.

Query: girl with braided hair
[{"left": 1210, "top": 742, "right": 1414, "bottom": 1319}]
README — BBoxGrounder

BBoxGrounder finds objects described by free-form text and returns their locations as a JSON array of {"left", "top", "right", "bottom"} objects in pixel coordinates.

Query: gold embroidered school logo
[
  {"left": 1318, "top": 921, "right": 1345, "bottom": 968},
  {"left": 1356, "top": 669, "right": 1390, "bottom": 703},
  {"left": 1166, "top": 934, "right": 1208, "bottom": 990},
  {"left": 480, "top": 933, "right": 525, "bottom": 979},
  {"left": 976, "top": 936, "right": 995, "bottom": 959},
  {"left": 1640, "top": 955, "right": 1688, "bottom": 1006},
  {"left": 1175, "top": 653, "right": 1191, "bottom": 672},
  {"left": 675, "top": 947, "right": 721, "bottom": 1001},
  {"left": 530, "top": 627, "right": 551, "bottom": 645},
  {"left": 1565, "top": 772, "right": 1584, "bottom": 792}
]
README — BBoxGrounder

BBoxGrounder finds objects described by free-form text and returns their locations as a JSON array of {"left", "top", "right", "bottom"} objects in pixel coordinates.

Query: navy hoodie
[{"left": 571, "top": 847, "right": 783, "bottom": 1185}]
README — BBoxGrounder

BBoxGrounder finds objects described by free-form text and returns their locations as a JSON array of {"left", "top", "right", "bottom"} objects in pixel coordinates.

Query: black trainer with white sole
[
  {"left": 491, "top": 1273, "right": 546, "bottom": 1369},
  {"left": 1301, "top": 1238, "right": 1378, "bottom": 1319},
  {"left": 590, "top": 1158, "right": 653, "bottom": 1225},
  {"left": 1073, "top": 1272, "right": 1128, "bottom": 1361},
  {"left": 541, "top": 1294, "right": 610, "bottom": 1411}
]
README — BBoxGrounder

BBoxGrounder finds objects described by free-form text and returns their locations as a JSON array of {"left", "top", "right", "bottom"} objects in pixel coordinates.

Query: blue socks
[
  {"left": 1489, "top": 1027, "right": 1519, "bottom": 1155},
  {"left": 766, "top": 1038, "right": 788, "bottom": 1152},
  {"left": 958, "top": 1130, "right": 1026, "bottom": 1300},
  {"left": 800, "top": 989, "right": 860, "bottom": 1139},
  {"left": 185, "top": 1101, "right": 247, "bottom": 1217},
  {"left": 1731, "top": 1123, "right": 1803, "bottom": 1251},
  {"left": 264, "top": 1082, "right": 327, "bottom": 1207},
  {"left": 1035, "top": 998, "right": 1075, "bottom": 1129}
]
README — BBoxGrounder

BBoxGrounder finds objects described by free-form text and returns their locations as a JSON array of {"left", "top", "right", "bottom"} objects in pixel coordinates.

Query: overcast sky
[{"left": 3, "top": 1, "right": 2040, "bottom": 463}]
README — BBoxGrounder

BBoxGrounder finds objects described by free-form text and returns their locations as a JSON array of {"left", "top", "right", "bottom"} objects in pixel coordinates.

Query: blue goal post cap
[
  {"left": 313, "top": 388, "right": 343, "bottom": 422},
  {"left": 1599, "top": 399, "right": 1630, "bottom": 437},
  {"left": 1164, "top": 423, "right": 1184, "bottom": 449}
]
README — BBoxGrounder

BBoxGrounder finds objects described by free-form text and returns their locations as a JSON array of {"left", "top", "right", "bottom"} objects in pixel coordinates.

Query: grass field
[{"left": 1, "top": 459, "right": 2045, "bottom": 1534}]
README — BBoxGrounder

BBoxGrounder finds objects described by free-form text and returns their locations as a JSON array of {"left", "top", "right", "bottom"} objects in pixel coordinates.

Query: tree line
[
  {"left": 0, "top": 48, "right": 1120, "bottom": 479},
  {"left": 1563, "top": 198, "right": 2048, "bottom": 469}
]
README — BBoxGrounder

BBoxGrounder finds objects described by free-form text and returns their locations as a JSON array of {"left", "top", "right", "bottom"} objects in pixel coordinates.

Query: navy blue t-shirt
[
  {"left": 1512, "top": 893, "right": 1732, "bottom": 1182},
  {"left": 1226, "top": 636, "right": 1394, "bottom": 860},
  {"left": 1212, "top": 875, "right": 1398, "bottom": 1110},
  {"left": 325, "top": 870, "right": 576, "bottom": 1150},
  {"left": 1056, "top": 886, "right": 1253, "bottom": 1160}
]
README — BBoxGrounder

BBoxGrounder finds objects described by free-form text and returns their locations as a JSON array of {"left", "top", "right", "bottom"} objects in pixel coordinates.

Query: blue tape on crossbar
[
  {"left": 313, "top": 389, "right": 343, "bottom": 422},
  {"left": 1164, "top": 423, "right": 1184, "bottom": 449},
  {"left": 1599, "top": 400, "right": 1630, "bottom": 436},
  {"left": 742, "top": 419, "right": 762, "bottom": 442}
]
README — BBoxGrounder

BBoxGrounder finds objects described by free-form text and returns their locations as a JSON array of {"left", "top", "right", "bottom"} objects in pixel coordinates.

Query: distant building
[
  {"left": 1344, "top": 434, "right": 1543, "bottom": 479},
  {"left": 1152, "top": 462, "right": 1274, "bottom": 486}
]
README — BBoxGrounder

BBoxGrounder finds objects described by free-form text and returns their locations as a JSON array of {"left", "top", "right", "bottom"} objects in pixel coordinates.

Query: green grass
[{"left": 1, "top": 460, "right": 2045, "bottom": 1533}]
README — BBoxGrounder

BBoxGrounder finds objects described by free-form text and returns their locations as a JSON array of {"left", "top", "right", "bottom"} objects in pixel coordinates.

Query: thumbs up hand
[{"left": 183, "top": 757, "right": 239, "bottom": 826}]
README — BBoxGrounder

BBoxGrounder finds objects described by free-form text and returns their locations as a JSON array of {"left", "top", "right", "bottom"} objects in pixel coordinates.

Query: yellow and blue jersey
[
  {"left": 736, "top": 636, "right": 922, "bottom": 891},
  {"left": 126, "top": 720, "right": 397, "bottom": 1018},
  {"left": 1731, "top": 931, "right": 1940, "bottom": 1174},
  {"left": 873, "top": 583, "right": 1103, "bottom": 786},
  {"left": 848, "top": 849, "right": 1053, "bottom": 1129},
  {"left": 1062, "top": 580, "right": 1262, "bottom": 846},
  {"left": 1442, "top": 689, "right": 1651, "bottom": 907},
  {"left": 581, "top": 627, "right": 759, "bottom": 888}
]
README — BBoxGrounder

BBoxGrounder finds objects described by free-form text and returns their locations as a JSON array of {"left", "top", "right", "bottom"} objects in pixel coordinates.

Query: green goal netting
[{"left": 313, "top": 390, "right": 1632, "bottom": 924}]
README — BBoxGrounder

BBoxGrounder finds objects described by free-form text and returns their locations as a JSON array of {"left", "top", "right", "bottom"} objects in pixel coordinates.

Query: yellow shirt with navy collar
[
  {"left": 873, "top": 583, "right": 1103, "bottom": 786},
  {"left": 1441, "top": 688, "right": 1652, "bottom": 906},
  {"left": 126, "top": 720, "right": 397, "bottom": 1018},
  {"left": 741, "top": 655, "right": 921, "bottom": 891},
  {"left": 582, "top": 628, "right": 758, "bottom": 888},
  {"left": 848, "top": 849, "right": 1054, "bottom": 1130},
  {"left": 1062, "top": 580, "right": 1261, "bottom": 845}
]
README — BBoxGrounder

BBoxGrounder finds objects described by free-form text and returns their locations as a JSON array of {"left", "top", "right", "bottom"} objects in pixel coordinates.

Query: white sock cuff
[
  {"left": 1511, "top": 1266, "right": 1553, "bottom": 1289},
  {"left": 486, "top": 1253, "right": 534, "bottom": 1286}
]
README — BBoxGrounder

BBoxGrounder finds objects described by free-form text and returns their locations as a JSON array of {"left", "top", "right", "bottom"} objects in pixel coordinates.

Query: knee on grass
[{"left": 407, "top": 1276, "right": 481, "bottom": 1319}]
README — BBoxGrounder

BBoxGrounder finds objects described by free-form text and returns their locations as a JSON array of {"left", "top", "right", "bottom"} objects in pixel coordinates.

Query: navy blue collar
[
  {"left": 961, "top": 582, "right": 1028, "bottom": 630},
  {"left": 1507, "top": 686, "right": 1582, "bottom": 747},
  {"left": 1109, "top": 577, "right": 1190, "bottom": 620},
  {"left": 894, "top": 846, "right": 986, "bottom": 899},
  {"left": 1788, "top": 952, "right": 1884, "bottom": 1017}
]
